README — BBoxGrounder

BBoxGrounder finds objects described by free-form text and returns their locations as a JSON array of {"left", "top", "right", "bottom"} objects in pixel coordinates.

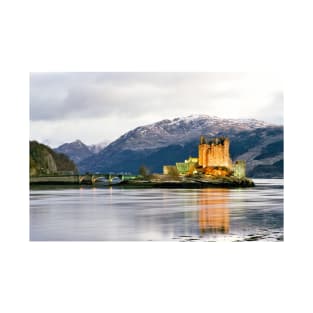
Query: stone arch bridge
[
  {"left": 78, "top": 174, "right": 125, "bottom": 184},
  {"left": 30, "top": 173, "right": 131, "bottom": 185}
]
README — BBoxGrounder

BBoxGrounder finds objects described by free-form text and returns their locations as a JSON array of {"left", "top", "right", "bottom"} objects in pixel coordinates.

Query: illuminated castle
[
  {"left": 163, "top": 135, "right": 246, "bottom": 178},
  {"left": 198, "top": 135, "right": 246, "bottom": 177}
]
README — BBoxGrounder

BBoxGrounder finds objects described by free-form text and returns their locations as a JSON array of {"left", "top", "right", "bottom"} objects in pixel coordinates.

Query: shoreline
[
  {"left": 30, "top": 176, "right": 255, "bottom": 188},
  {"left": 121, "top": 177, "right": 255, "bottom": 188}
]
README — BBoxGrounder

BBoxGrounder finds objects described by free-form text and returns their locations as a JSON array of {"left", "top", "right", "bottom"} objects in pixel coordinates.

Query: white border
[{"left": 1, "top": 1, "right": 313, "bottom": 312}]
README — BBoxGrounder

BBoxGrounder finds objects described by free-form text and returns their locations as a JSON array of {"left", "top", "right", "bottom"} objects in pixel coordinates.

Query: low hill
[{"left": 30, "top": 141, "right": 78, "bottom": 176}]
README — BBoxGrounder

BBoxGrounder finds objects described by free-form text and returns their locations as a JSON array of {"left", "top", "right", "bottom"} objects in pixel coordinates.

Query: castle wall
[
  {"left": 233, "top": 160, "right": 246, "bottom": 178},
  {"left": 198, "top": 144, "right": 209, "bottom": 167},
  {"left": 163, "top": 165, "right": 177, "bottom": 175},
  {"left": 176, "top": 162, "right": 189, "bottom": 174}
]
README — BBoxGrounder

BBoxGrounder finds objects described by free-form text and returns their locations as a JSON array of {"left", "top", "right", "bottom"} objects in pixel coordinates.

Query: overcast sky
[{"left": 30, "top": 72, "right": 283, "bottom": 147}]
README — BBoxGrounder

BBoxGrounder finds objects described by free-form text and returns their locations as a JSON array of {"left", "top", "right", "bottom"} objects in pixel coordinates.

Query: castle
[{"left": 163, "top": 135, "right": 246, "bottom": 178}]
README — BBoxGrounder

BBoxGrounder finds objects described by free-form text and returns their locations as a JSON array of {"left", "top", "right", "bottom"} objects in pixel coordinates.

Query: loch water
[{"left": 30, "top": 179, "right": 283, "bottom": 241}]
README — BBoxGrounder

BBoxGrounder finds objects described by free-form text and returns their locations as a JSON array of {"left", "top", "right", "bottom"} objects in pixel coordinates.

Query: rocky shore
[{"left": 121, "top": 176, "right": 255, "bottom": 188}]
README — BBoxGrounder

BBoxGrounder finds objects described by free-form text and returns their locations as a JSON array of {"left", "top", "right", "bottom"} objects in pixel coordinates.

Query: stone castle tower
[{"left": 198, "top": 136, "right": 233, "bottom": 169}]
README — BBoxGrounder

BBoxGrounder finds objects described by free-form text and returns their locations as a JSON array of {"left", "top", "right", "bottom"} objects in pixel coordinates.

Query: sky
[{"left": 30, "top": 72, "right": 283, "bottom": 147}]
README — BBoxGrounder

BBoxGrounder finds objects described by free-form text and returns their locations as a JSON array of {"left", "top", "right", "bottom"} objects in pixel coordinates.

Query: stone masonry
[{"left": 199, "top": 136, "right": 233, "bottom": 169}]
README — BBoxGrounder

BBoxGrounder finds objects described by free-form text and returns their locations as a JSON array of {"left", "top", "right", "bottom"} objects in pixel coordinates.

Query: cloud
[
  {"left": 29, "top": 72, "right": 252, "bottom": 120},
  {"left": 30, "top": 72, "right": 283, "bottom": 146},
  {"left": 256, "top": 92, "right": 284, "bottom": 125}
]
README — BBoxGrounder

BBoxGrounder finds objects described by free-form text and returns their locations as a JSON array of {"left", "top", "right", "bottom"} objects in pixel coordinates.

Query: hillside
[
  {"left": 76, "top": 115, "right": 283, "bottom": 178},
  {"left": 30, "top": 141, "right": 78, "bottom": 176}
]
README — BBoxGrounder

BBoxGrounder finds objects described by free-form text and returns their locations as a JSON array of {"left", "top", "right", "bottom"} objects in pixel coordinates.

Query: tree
[{"left": 139, "top": 165, "right": 150, "bottom": 178}]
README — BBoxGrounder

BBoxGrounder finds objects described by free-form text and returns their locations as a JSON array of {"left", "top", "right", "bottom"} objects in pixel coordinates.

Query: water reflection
[
  {"left": 198, "top": 189, "right": 230, "bottom": 234},
  {"left": 30, "top": 179, "right": 283, "bottom": 241}
]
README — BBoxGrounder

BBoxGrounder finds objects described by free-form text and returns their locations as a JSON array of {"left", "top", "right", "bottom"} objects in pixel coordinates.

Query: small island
[
  {"left": 121, "top": 175, "right": 254, "bottom": 188},
  {"left": 122, "top": 135, "right": 254, "bottom": 188}
]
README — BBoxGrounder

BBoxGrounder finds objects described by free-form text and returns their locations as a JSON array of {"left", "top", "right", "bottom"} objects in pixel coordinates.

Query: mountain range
[
  {"left": 54, "top": 140, "right": 108, "bottom": 163},
  {"left": 53, "top": 115, "right": 283, "bottom": 178}
]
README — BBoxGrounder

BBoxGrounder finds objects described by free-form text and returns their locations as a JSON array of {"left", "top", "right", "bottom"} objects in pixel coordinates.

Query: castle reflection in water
[{"left": 198, "top": 189, "right": 230, "bottom": 234}]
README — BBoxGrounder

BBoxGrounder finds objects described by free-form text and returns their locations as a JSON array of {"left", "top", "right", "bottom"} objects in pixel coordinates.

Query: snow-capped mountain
[
  {"left": 105, "top": 115, "right": 270, "bottom": 152},
  {"left": 77, "top": 115, "right": 283, "bottom": 177}
]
